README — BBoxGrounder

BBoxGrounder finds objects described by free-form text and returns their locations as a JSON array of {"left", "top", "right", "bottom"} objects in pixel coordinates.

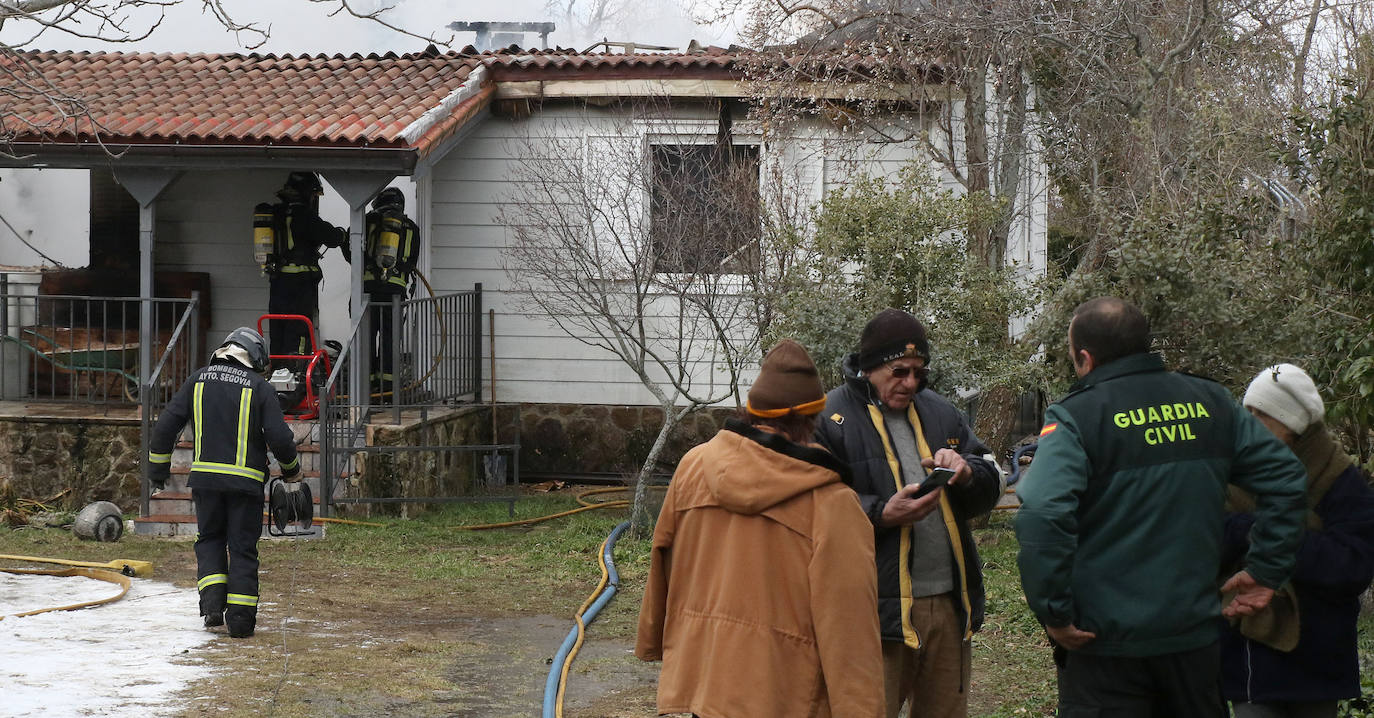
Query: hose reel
[{"left": 268, "top": 478, "right": 314, "bottom": 537}]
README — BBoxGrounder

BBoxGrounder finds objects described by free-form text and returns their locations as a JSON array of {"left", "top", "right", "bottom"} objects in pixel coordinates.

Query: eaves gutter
[{"left": 0, "top": 141, "right": 418, "bottom": 173}]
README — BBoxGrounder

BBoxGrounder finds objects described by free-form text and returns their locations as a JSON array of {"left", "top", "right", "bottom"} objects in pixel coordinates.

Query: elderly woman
[
  {"left": 1221, "top": 363, "right": 1374, "bottom": 718},
  {"left": 636, "top": 339, "right": 883, "bottom": 718}
]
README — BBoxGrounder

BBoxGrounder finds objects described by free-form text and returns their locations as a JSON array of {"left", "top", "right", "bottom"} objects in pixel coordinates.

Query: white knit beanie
[{"left": 1243, "top": 363, "right": 1325, "bottom": 435}]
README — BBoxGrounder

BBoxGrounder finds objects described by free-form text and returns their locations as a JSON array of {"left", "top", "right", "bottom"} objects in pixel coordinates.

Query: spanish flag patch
[{"left": 1040, "top": 423, "right": 1059, "bottom": 437}]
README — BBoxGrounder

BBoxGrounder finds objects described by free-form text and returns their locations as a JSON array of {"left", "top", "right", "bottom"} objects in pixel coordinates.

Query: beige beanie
[{"left": 1243, "top": 363, "right": 1325, "bottom": 435}]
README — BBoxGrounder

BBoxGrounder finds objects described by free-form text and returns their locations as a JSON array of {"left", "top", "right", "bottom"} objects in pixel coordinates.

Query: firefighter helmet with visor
[
  {"left": 371, "top": 187, "right": 404, "bottom": 213},
  {"left": 218, "top": 326, "right": 270, "bottom": 374}
]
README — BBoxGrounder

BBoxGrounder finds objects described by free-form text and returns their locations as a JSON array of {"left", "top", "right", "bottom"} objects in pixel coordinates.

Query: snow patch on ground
[{"left": 1, "top": 572, "right": 214, "bottom": 717}]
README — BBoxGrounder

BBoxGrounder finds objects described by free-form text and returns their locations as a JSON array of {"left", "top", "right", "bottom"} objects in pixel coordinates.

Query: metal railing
[
  {"left": 1, "top": 286, "right": 200, "bottom": 406},
  {"left": 137, "top": 294, "right": 202, "bottom": 518},
  {"left": 319, "top": 283, "right": 515, "bottom": 517},
  {"left": 369, "top": 283, "right": 484, "bottom": 421}
]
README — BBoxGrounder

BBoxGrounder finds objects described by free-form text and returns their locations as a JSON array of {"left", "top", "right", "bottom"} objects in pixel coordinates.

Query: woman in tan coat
[{"left": 636, "top": 339, "right": 884, "bottom": 718}]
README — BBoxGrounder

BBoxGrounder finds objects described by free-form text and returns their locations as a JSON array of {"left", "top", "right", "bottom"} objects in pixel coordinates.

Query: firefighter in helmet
[
  {"left": 253, "top": 171, "right": 348, "bottom": 358},
  {"left": 147, "top": 327, "right": 301, "bottom": 638},
  {"left": 362, "top": 186, "right": 420, "bottom": 393}
]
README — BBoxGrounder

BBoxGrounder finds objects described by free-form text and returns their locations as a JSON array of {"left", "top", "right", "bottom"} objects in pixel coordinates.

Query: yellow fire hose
[
  {"left": 0, "top": 565, "right": 133, "bottom": 620},
  {"left": 554, "top": 524, "right": 619, "bottom": 717},
  {"left": 0, "top": 553, "right": 153, "bottom": 578},
  {"left": 254, "top": 487, "right": 636, "bottom": 532},
  {"left": 449, "top": 487, "right": 632, "bottom": 531}
]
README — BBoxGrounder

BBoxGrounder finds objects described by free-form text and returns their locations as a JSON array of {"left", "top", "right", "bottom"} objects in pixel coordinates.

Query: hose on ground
[
  {"left": 449, "top": 487, "right": 632, "bottom": 531},
  {"left": 542, "top": 520, "right": 630, "bottom": 718},
  {"left": 0, "top": 565, "right": 132, "bottom": 619},
  {"left": 261, "top": 487, "right": 635, "bottom": 532},
  {"left": 0, "top": 553, "right": 152, "bottom": 578}
]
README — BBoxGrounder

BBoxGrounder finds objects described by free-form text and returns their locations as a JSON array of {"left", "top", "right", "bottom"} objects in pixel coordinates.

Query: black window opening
[{"left": 648, "top": 143, "right": 761, "bottom": 274}]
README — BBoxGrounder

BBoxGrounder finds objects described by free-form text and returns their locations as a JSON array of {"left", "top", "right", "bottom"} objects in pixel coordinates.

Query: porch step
[
  {"left": 134, "top": 512, "right": 326, "bottom": 539},
  {"left": 144, "top": 481, "right": 323, "bottom": 516},
  {"left": 140, "top": 419, "right": 329, "bottom": 537}
]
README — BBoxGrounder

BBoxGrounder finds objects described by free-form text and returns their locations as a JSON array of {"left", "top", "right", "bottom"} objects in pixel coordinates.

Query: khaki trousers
[{"left": 882, "top": 594, "right": 970, "bottom": 718}]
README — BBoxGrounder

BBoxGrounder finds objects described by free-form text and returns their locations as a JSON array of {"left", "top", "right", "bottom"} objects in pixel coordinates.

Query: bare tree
[
  {"left": 499, "top": 98, "right": 808, "bottom": 535},
  {"left": 711, "top": 0, "right": 1374, "bottom": 451}
]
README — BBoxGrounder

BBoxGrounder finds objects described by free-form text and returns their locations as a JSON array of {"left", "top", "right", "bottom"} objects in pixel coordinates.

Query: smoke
[
  {"left": 0, "top": 169, "right": 89, "bottom": 270},
  {"left": 0, "top": 0, "right": 734, "bottom": 56}
]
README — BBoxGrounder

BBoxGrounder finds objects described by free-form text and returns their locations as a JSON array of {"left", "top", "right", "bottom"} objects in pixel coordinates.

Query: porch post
[
  {"left": 349, "top": 202, "right": 367, "bottom": 415},
  {"left": 320, "top": 172, "right": 397, "bottom": 418},
  {"left": 113, "top": 168, "right": 180, "bottom": 517},
  {"left": 115, "top": 169, "right": 180, "bottom": 394}
]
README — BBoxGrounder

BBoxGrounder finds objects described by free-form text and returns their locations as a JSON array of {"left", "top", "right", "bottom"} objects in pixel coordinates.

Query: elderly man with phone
[{"left": 815, "top": 308, "right": 1004, "bottom": 718}]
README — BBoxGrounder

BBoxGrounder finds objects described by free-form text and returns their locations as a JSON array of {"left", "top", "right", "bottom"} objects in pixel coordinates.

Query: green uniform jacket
[{"left": 1015, "top": 353, "right": 1305, "bottom": 657}]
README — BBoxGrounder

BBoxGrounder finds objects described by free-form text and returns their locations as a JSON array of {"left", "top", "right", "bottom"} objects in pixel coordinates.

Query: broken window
[{"left": 648, "top": 143, "right": 760, "bottom": 274}]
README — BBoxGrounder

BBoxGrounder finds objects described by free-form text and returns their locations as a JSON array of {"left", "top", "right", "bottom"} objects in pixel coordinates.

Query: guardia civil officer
[
  {"left": 259, "top": 171, "right": 347, "bottom": 358},
  {"left": 1014, "top": 296, "right": 1307, "bottom": 716},
  {"left": 362, "top": 187, "right": 420, "bottom": 393},
  {"left": 147, "top": 327, "right": 300, "bottom": 638}
]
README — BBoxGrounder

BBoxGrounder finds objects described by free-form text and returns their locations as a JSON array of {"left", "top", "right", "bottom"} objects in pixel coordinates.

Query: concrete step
[
  {"left": 147, "top": 482, "right": 324, "bottom": 515},
  {"left": 134, "top": 509, "right": 327, "bottom": 539}
]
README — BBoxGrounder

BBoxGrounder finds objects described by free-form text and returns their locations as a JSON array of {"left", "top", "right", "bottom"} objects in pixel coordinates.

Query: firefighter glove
[
  {"left": 149, "top": 470, "right": 168, "bottom": 493},
  {"left": 280, "top": 464, "right": 302, "bottom": 482}
]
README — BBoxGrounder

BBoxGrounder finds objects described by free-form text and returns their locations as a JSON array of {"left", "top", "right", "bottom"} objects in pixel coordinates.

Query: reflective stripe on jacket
[{"left": 149, "top": 359, "right": 299, "bottom": 495}]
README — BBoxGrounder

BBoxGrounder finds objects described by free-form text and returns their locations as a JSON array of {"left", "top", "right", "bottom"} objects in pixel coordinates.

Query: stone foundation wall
[
  {"left": 497, "top": 403, "right": 735, "bottom": 478},
  {"left": 0, "top": 417, "right": 142, "bottom": 512},
  {"left": 351, "top": 406, "right": 493, "bottom": 518},
  {"left": 0, "top": 402, "right": 736, "bottom": 516}
]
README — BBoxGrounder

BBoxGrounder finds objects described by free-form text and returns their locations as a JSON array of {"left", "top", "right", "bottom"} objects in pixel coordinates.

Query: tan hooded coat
[{"left": 636, "top": 421, "right": 883, "bottom": 718}]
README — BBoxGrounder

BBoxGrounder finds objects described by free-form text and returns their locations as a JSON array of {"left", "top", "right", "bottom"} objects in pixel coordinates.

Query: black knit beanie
[{"left": 856, "top": 308, "right": 930, "bottom": 371}]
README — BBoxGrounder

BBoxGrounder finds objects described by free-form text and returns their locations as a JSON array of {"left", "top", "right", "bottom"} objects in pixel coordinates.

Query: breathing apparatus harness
[
  {"left": 254, "top": 172, "right": 329, "bottom": 277},
  {"left": 365, "top": 188, "right": 414, "bottom": 287}
]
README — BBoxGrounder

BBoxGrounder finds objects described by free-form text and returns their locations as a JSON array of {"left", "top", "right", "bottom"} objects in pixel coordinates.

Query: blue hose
[{"left": 542, "top": 520, "right": 631, "bottom": 718}]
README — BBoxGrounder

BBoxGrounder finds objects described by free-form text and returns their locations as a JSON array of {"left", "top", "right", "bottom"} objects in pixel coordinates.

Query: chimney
[{"left": 448, "top": 21, "right": 557, "bottom": 51}]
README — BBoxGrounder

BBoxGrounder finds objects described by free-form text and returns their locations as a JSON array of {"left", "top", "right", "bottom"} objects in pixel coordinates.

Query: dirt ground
[{"left": 147, "top": 535, "right": 664, "bottom": 718}]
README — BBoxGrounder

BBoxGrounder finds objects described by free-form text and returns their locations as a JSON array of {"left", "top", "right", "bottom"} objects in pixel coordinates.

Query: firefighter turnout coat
[{"left": 148, "top": 359, "right": 300, "bottom": 493}]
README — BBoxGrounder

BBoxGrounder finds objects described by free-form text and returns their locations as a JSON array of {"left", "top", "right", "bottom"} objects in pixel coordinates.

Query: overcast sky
[{"left": 1, "top": 0, "right": 737, "bottom": 56}]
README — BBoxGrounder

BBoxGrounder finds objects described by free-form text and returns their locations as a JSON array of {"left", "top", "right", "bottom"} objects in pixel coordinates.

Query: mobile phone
[{"left": 913, "top": 467, "right": 956, "bottom": 498}]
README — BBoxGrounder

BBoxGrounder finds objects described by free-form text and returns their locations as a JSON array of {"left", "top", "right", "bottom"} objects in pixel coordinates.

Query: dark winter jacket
[
  {"left": 813, "top": 354, "right": 1003, "bottom": 647},
  {"left": 1220, "top": 429, "right": 1374, "bottom": 703},
  {"left": 1015, "top": 352, "right": 1306, "bottom": 657},
  {"left": 148, "top": 358, "right": 300, "bottom": 495}
]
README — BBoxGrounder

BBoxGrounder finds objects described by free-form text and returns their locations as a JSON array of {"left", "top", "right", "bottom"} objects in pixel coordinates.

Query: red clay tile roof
[
  {"left": 0, "top": 44, "right": 931, "bottom": 153},
  {"left": 1, "top": 47, "right": 482, "bottom": 150}
]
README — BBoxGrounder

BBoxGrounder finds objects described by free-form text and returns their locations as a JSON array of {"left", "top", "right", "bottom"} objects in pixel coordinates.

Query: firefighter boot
[
  {"left": 199, "top": 584, "right": 227, "bottom": 628},
  {"left": 225, "top": 605, "right": 256, "bottom": 638}
]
